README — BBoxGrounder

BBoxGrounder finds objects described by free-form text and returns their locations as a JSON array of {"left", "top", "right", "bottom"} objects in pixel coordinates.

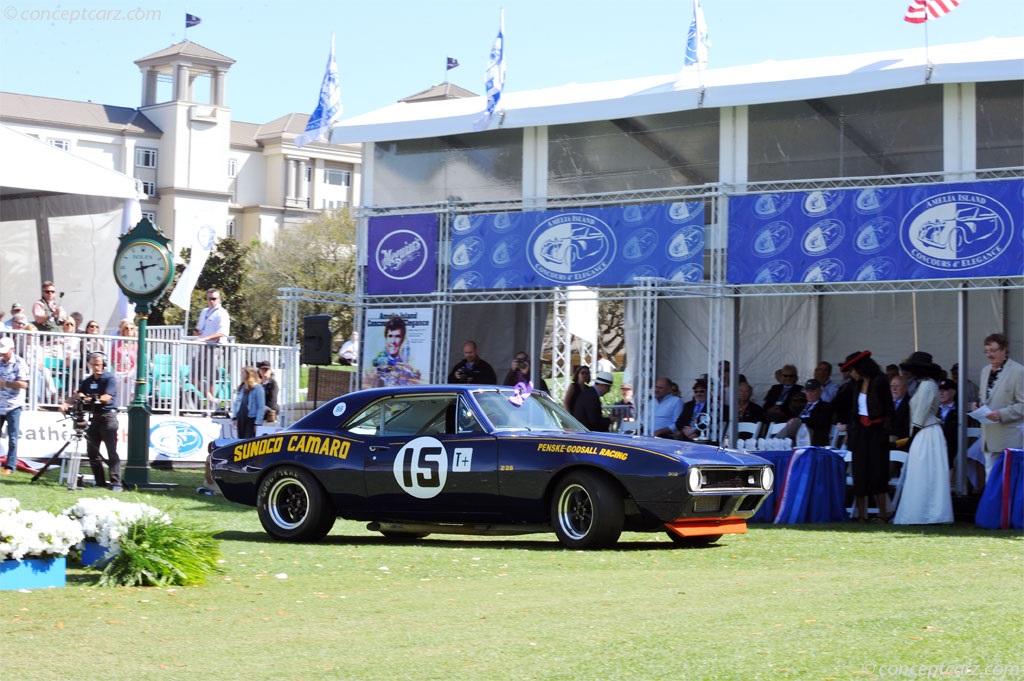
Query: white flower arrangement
[
  {"left": 0, "top": 498, "right": 85, "bottom": 562},
  {"left": 61, "top": 497, "right": 170, "bottom": 550}
]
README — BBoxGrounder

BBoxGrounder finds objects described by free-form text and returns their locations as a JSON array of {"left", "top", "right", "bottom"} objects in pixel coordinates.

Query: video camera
[{"left": 67, "top": 395, "right": 93, "bottom": 435}]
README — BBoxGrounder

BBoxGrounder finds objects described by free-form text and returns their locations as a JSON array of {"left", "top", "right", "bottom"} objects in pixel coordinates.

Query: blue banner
[
  {"left": 367, "top": 214, "right": 438, "bottom": 295},
  {"left": 727, "top": 179, "right": 1024, "bottom": 284},
  {"left": 448, "top": 202, "right": 705, "bottom": 290}
]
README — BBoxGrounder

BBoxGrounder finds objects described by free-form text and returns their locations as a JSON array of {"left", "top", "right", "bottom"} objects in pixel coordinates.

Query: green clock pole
[{"left": 124, "top": 303, "right": 153, "bottom": 487}]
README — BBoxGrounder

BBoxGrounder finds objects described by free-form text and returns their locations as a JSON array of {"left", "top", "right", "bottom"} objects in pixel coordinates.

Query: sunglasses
[
  {"left": 207, "top": 297, "right": 219, "bottom": 301},
  {"left": 43, "top": 289, "right": 56, "bottom": 294},
  {"left": 782, "top": 374, "right": 796, "bottom": 378}
]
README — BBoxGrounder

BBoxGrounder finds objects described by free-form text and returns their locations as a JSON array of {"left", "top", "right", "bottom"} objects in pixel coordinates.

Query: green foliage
[
  {"left": 95, "top": 515, "right": 222, "bottom": 587},
  {"left": 150, "top": 237, "right": 252, "bottom": 327},
  {"left": 234, "top": 209, "right": 357, "bottom": 345}
]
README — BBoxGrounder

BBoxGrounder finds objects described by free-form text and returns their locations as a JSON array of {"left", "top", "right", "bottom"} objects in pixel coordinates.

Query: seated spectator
[
  {"left": 735, "top": 381, "right": 764, "bottom": 436},
  {"left": 762, "top": 364, "right": 803, "bottom": 424},
  {"left": 338, "top": 331, "right": 359, "bottom": 366},
  {"left": 652, "top": 376, "right": 683, "bottom": 438},
  {"left": 950, "top": 363, "right": 980, "bottom": 416},
  {"left": 674, "top": 379, "right": 710, "bottom": 442},
  {"left": 502, "top": 351, "right": 549, "bottom": 393},
  {"left": 813, "top": 361, "right": 838, "bottom": 402},
  {"left": 572, "top": 371, "right": 613, "bottom": 432},
  {"left": 776, "top": 379, "right": 835, "bottom": 446},
  {"left": 889, "top": 374, "right": 911, "bottom": 450},
  {"left": 885, "top": 364, "right": 900, "bottom": 381},
  {"left": 937, "top": 378, "right": 958, "bottom": 469},
  {"left": 613, "top": 383, "right": 636, "bottom": 422}
]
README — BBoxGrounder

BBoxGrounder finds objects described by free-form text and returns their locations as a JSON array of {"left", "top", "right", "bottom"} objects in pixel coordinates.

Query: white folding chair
[
  {"left": 737, "top": 421, "right": 760, "bottom": 439},
  {"left": 829, "top": 424, "right": 846, "bottom": 449},
  {"left": 888, "top": 450, "right": 909, "bottom": 511},
  {"left": 766, "top": 422, "right": 788, "bottom": 437}
]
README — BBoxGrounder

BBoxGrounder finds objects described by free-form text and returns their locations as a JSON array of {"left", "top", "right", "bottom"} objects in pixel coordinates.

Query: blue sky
[{"left": 0, "top": 0, "right": 1020, "bottom": 125}]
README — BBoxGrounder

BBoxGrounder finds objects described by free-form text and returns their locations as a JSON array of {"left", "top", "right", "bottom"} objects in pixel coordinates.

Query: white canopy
[
  {"left": 0, "top": 124, "right": 142, "bottom": 332},
  {"left": 331, "top": 37, "right": 1024, "bottom": 143}
]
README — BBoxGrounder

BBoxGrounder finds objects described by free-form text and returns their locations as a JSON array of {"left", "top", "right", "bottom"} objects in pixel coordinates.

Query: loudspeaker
[{"left": 302, "top": 314, "right": 333, "bottom": 366}]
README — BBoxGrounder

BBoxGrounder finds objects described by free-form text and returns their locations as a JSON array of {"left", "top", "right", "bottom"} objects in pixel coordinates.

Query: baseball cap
[
  {"left": 804, "top": 378, "right": 822, "bottom": 391},
  {"left": 256, "top": 360, "right": 271, "bottom": 369},
  {"left": 0, "top": 337, "right": 13, "bottom": 353},
  {"left": 595, "top": 371, "right": 614, "bottom": 386},
  {"left": 938, "top": 379, "right": 956, "bottom": 390},
  {"left": 10, "top": 303, "right": 22, "bottom": 312}
]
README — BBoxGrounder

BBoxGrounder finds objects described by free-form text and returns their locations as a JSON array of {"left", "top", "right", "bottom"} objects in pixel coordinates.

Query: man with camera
[
  {"left": 61, "top": 352, "right": 122, "bottom": 491},
  {"left": 502, "top": 351, "right": 549, "bottom": 393}
]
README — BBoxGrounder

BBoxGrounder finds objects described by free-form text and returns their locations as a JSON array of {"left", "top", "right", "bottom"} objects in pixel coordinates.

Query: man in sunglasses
[
  {"left": 762, "top": 364, "right": 804, "bottom": 426},
  {"left": 192, "top": 288, "right": 231, "bottom": 406},
  {"left": 32, "top": 281, "right": 67, "bottom": 331}
]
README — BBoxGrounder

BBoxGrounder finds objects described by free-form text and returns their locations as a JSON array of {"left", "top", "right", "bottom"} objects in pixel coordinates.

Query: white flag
[
  {"left": 476, "top": 10, "right": 505, "bottom": 130},
  {"left": 168, "top": 223, "right": 217, "bottom": 311},
  {"left": 683, "top": 0, "right": 710, "bottom": 70},
  {"left": 295, "top": 34, "right": 343, "bottom": 148}
]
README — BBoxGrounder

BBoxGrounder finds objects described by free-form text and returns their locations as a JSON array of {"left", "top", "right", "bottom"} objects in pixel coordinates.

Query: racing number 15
[{"left": 402, "top": 445, "right": 443, "bottom": 488}]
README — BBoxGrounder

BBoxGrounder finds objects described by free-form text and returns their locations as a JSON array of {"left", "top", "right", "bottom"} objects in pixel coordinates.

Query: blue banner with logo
[
  {"left": 367, "top": 214, "right": 438, "bottom": 295},
  {"left": 728, "top": 179, "right": 1023, "bottom": 284},
  {"left": 448, "top": 202, "right": 705, "bottom": 289}
]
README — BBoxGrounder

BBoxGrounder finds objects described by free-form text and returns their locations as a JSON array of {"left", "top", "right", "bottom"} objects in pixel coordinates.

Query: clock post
[{"left": 113, "top": 217, "right": 174, "bottom": 489}]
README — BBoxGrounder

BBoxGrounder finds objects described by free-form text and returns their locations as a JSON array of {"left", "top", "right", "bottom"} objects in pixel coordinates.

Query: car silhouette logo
[
  {"left": 528, "top": 213, "right": 616, "bottom": 283},
  {"left": 900, "top": 191, "right": 1014, "bottom": 272}
]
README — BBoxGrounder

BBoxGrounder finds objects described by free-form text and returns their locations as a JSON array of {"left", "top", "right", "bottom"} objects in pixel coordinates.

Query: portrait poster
[{"left": 360, "top": 308, "right": 434, "bottom": 389}]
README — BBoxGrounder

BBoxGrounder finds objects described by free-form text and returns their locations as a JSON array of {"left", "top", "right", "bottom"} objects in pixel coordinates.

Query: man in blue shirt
[
  {"left": 0, "top": 336, "right": 30, "bottom": 474},
  {"left": 69, "top": 352, "right": 122, "bottom": 491},
  {"left": 652, "top": 376, "right": 684, "bottom": 438}
]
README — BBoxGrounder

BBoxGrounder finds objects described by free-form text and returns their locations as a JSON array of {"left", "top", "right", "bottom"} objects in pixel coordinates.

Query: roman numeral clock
[{"left": 112, "top": 217, "right": 175, "bottom": 488}]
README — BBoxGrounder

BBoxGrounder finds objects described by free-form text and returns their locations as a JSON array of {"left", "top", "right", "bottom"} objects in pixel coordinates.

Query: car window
[
  {"left": 345, "top": 395, "right": 463, "bottom": 437},
  {"left": 472, "top": 388, "right": 586, "bottom": 432}
]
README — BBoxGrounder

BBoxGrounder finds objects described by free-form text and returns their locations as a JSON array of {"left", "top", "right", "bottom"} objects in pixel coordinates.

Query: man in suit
[
  {"left": 777, "top": 379, "right": 835, "bottom": 446},
  {"left": 762, "top": 364, "right": 803, "bottom": 426},
  {"left": 976, "top": 333, "right": 1024, "bottom": 477},
  {"left": 675, "top": 379, "right": 710, "bottom": 442},
  {"left": 937, "top": 379, "right": 958, "bottom": 469},
  {"left": 888, "top": 374, "right": 911, "bottom": 451},
  {"left": 572, "top": 370, "right": 613, "bottom": 432}
]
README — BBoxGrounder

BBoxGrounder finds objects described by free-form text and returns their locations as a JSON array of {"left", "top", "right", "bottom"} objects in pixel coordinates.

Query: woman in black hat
[
  {"left": 840, "top": 350, "right": 893, "bottom": 522},
  {"left": 892, "top": 352, "right": 953, "bottom": 525}
]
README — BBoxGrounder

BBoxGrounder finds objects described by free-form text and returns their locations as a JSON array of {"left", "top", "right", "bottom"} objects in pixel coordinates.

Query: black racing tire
[
  {"left": 257, "top": 466, "right": 336, "bottom": 542},
  {"left": 550, "top": 470, "right": 624, "bottom": 550},
  {"left": 665, "top": 531, "right": 722, "bottom": 547}
]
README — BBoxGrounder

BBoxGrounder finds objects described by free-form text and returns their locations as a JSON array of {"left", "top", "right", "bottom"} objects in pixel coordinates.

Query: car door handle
[{"left": 369, "top": 445, "right": 391, "bottom": 452}]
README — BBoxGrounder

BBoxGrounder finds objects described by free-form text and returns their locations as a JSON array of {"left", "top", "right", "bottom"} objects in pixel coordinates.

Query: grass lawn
[{"left": 2, "top": 468, "right": 1021, "bottom": 681}]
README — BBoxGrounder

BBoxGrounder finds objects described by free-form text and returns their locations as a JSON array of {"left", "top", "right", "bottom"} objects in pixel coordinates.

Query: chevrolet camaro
[{"left": 209, "top": 385, "right": 773, "bottom": 550}]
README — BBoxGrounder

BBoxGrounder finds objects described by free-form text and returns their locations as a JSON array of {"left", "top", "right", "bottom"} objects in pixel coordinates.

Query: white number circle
[{"left": 393, "top": 436, "right": 448, "bottom": 499}]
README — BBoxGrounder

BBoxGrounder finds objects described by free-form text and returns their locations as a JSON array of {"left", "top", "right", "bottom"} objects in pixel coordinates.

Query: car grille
[
  {"left": 693, "top": 496, "right": 722, "bottom": 513},
  {"left": 700, "top": 467, "right": 764, "bottom": 491}
]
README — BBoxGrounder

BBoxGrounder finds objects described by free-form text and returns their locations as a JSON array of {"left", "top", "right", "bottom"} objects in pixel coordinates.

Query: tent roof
[
  {"left": 330, "top": 37, "right": 1023, "bottom": 144},
  {"left": 0, "top": 124, "right": 141, "bottom": 219}
]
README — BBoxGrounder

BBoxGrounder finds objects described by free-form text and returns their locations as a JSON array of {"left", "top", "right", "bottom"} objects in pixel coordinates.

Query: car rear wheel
[
  {"left": 257, "top": 466, "right": 336, "bottom": 541},
  {"left": 665, "top": 531, "right": 722, "bottom": 547},
  {"left": 550, "top": 470, "right": 624, "bottom": 549}
]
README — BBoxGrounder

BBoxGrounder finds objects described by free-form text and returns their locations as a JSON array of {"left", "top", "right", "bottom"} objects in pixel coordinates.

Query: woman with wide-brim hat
[
  {"left": 892, "top": 351, "right": 954, "bottom": 524},
  {"left": 840, "top": 350, "right": 893, "bottom": 522}
]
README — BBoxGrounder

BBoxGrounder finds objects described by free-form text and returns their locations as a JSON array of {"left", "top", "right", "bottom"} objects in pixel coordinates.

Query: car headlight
[
  {"left": 687, "top": 467, "right": 702, "bottom": 492},
  {"left": 761, "top": 466, "right": 774, "bottom": 491}
]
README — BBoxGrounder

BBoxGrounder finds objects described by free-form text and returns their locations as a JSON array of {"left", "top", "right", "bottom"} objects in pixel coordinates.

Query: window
[
  {"left": 141, "top": 211, "right": 156, "bottom": 222},
  {"left": 140, "top": 181, "right": 157, "bottom": 197},
  {"left": 47, "top": 138, "right": 70, "bottom": 151},
  {"left": 135, "top": 148, "right": 157, "bottom": 168},
  {"left": 227, "top": 158, "right": 237, "bottom": 178},
  {"left": 324, "top": 168, "right": 351, "bottom": 186},
  {"left": 226, "top": 219, "right": 236, "bottom": 238}
]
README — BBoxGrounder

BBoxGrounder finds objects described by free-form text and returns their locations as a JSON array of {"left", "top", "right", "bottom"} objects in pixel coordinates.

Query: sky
[{"left": 0, "top": 0, "right": 1021, "bottom": 125}]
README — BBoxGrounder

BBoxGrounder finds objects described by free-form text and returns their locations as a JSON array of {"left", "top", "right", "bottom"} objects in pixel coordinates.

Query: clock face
[{"left": 114, "top": 241, "right": 171, "bottom": 297}]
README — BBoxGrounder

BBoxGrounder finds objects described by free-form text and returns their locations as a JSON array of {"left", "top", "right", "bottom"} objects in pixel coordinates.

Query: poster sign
[
  {"left": 448, "top": 202, "right": 705, "bottom": 290},
  {"left": 367, "top": 214, "right": 438, "bottom": 295},
  {"left": 361, "top": 308, "right": 434, "bottom": 389},
  {"left": 727, "top": 179, "right": 1023, "bottom": 284}
]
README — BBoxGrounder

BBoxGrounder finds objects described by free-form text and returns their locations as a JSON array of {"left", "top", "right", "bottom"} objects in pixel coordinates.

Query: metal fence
[{"left": 3, "top": 328, "right": 301, "bottom": 423}]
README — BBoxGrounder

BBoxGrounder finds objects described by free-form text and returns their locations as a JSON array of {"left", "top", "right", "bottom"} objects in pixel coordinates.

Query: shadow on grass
[{"left": 748, "top": 519, "right": 1019, "bottom": 538}]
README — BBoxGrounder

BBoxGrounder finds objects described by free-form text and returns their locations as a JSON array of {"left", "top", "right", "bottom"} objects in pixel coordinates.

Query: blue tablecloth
[
  {"left": 773, "top": 447, "right": 848, "bottom": 524},
  {"left": 976, "top": 449, "right": 1024, "bottom": 530},
  {"left": 749, "top": 450, "right": 792, "bottom": 523}
]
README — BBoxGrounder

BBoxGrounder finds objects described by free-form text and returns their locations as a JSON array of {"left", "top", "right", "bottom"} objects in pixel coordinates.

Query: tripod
[{"left": 30, "top": 430, "right": 104, "bottom": 491}]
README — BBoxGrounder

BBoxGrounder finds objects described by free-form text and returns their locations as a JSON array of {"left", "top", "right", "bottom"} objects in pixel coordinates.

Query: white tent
[{"left": 0, "top": 124, "right": 142, "bottom": 331}]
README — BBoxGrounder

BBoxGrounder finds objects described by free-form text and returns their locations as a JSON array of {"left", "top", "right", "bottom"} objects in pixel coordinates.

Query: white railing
[{"left": 3, "top": 328, "right": 301, "bottom": 423}]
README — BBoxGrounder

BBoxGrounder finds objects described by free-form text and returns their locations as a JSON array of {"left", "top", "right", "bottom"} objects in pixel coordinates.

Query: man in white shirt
[
  {"left": 192, "top": 288, "right": 230, "bottom": 407},
  {"left": 194, "top": 288, "right": 230, "bottom": 344},
  {"left": 652, "top": 376, "right": 684, "bottom": 438}
]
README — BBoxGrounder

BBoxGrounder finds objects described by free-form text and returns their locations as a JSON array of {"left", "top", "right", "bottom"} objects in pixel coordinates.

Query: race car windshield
[{"left": 472, "top": 388, "right": 587, "bottom": 433}]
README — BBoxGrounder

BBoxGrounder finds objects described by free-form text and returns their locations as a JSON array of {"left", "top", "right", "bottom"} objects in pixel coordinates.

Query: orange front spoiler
[{"left": 665, "top": 517, "right": 748, "bottom": 538}]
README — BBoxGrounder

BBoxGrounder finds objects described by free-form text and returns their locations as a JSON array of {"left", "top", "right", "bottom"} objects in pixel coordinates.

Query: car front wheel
[
  {"left": 550, "top": 470, "right": 624, "bottom": 549},
  {"left": 257, "top": 466, "right": 336, "bottom": 541}
]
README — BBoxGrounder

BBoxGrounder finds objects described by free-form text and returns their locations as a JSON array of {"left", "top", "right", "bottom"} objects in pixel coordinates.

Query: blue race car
[{"left": 209, "top": 385, "right": 773, "bottom": 550}]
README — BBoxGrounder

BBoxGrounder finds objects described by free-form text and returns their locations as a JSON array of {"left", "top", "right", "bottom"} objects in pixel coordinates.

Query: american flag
[{"left": 904, "top": 0, "right": 961, "bottom": 24}]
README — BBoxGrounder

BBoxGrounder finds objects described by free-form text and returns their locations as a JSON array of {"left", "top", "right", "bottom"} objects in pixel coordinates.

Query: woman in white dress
[{"left": 893, "top": 352, "right": 954, "bottom": 525}]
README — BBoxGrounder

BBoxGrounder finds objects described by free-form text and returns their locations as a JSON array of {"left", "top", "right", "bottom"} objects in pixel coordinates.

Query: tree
[
  {"left": 150, "top": 237, "right": 252, "bottom": 330},
  {"left": 234, "top": 210, "right": 357, "bottom": 346}
]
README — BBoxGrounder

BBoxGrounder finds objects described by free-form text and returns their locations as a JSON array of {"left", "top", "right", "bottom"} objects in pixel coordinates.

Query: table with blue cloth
[
  {"left": 749, "top": 450, "right": 792, "bottom": 523},
  {"left": 769, "top": 447, "right": 848, "bottom": 524},
  {"left": 976, "top": 449, "right": 1024, "bottom": 530}
]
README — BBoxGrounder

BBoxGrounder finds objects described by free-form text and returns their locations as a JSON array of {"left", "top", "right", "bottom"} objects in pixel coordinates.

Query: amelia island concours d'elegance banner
[
  {"left": 447, "top": 202, "right": 705, "bottom": 290},
  {"left": 727, "top": 179, "right": 1024, "bottom": 285}
]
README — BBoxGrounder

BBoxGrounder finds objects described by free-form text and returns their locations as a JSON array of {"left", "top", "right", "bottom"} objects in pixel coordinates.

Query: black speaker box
[{"left": 302, "top": 314, "right": 333, "bottom": 366}]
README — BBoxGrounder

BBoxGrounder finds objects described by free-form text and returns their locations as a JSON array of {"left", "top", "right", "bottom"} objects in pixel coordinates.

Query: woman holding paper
[{"left": 974, "top": 333, "right": 1024, "bottom": 478}]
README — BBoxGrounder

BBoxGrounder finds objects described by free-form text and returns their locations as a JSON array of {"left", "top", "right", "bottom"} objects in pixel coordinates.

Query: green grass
[{"left": 2, "top": 468, "right": 1021, "bottom": 680}]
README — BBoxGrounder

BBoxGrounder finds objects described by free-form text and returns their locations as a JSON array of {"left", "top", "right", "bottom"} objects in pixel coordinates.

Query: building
[{"left": 1, "top": 40, "right": 361, "bottom": 251}]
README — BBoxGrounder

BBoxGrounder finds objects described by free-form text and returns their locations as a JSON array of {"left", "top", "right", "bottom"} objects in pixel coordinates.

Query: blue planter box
[
  {"left": 81, "top": 541, "right": 109, "bottom": 566},
  {"left": 0, "top": 557, "right": 66, "bottom": 590}
]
